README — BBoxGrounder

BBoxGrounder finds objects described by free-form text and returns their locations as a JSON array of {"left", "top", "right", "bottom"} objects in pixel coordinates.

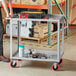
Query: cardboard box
[
  {"left": 34, "top": 23, "right": 53, "bottom": 38},
  {"left": 21, "top": 0, "right": 46, "bottom": 5},
  {"left": 12, "top": 0, "right": 21, "bottom": 4},
  {"left": 34, "top": 24, "right": 48, "bottom": 38}
]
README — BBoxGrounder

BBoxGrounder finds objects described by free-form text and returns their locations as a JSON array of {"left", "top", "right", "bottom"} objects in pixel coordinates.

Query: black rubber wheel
[
  {"left": 52, "top": 64, "right": 59, "bottom": 71},
  {"left": 10, "top": 61, "right": 17, "bottom": 68},
  {"left": 18, "top": 59, "right": 22, "bottom": 61},
  {"left": 58, "top": 58, "right": 63, "bottom": 64}
]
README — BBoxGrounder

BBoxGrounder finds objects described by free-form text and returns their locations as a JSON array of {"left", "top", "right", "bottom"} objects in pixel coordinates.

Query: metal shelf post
[
  {"left": 65, "top": 0, "right": 69, "bottom": 36},
  {"left": 48, "top": 0, "right": 52, "bottom": 45}
]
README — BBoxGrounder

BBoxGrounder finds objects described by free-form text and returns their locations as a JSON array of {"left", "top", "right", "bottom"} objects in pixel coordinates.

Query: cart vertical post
[
  {"left": 10, "top": 19, "right": 13, "bottom": 59},
  {"left": 57, "top": 20, "right": 60, "bottom": 62},
  {"left": 62, "top": 18, "right": 64, "bottom": 54},
  {"left": 18, "top": 20, "right": 21, "bottom": 56}
]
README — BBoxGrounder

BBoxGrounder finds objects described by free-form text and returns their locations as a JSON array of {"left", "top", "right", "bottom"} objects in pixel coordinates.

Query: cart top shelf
[
  {"left": 6, "top": 14, "right": 65, "bottom": 21},
  {"left": 48, "top": 14, "right": 65, "bottom": 20}
]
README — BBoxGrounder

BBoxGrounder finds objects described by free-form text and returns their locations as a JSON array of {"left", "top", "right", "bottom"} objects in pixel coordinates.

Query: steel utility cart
[{"left": 7, "top": 14, "right": 65, "bottom": 71}]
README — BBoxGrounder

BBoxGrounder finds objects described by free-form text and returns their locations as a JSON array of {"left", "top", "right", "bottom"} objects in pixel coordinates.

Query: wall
[
  {"left": 69, "top": 0, "right": 76, "bottom": 24},
  {"left": 52, "top": 0, "right": 76, "bottom": 24}
]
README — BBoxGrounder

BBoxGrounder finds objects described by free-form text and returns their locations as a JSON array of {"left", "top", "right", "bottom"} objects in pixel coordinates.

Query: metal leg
[
  {"left": 62, "top": 19, "right": 64, "bottom": 54},
  {"left": 18, "top": 21, "right": 21, "bottom": 57},
  {"left": 12, "top": 20, "right": 21, "bottom": 57},
  {"left": 57, "top": 20, "right": 60, "bottom": 62},
  {"left": 10, "top": 19, "right": 13, "bottom": 59}
]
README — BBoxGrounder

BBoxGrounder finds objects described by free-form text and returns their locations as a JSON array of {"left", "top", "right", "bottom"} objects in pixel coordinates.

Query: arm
[
  {"left": 1, "top": 0, "right": 9, "bottom": 17},
  {"left": 1, "top": 0, "right": 13, "bottom": 17},
  {"left": 8, "top": 0, "right": 14, "bottom": 17}
]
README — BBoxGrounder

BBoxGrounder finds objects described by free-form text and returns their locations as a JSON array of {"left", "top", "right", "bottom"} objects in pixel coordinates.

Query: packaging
[
  {"left": 34, "top": 23, "right": 54, "bottom": 38},
  {"left": 6, "top": 24, "right": 10, "bottom": 35},
  {"left": 6, "top": 24, "right": 18, "bottom": 36},
  {"left": 19, "top": 45, "right": 24, "bottom": 57},
  {"left": 12, "top": 0, "right": 21, "bottom": 4},
  {"left": 11, "top": 0, "right": 66, "bottom": 5},
  {"left": 6, "top": 20, "right": 34, "bottom": 37},
  {"left": 21, "top": 0, "right": 46, "bottom": 5}
]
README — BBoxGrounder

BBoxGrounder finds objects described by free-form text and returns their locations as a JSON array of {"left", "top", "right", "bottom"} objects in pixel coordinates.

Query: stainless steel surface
[{"left": 7, "top": 14, "right": 65, "bottom": 65}]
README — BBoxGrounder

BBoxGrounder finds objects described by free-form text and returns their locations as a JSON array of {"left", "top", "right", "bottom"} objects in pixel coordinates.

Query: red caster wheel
[
  {"left": 58, "top": 58, "right": 63, "bottom": 65},
  {"left": 10, "top": 61, "right": 17, "bottom": 68},
  {"left": 18, "top": 60, "right": 22, "bottom": 61},
  {"left": 52, "top": 64, "right": 59, "bottom": 71}
]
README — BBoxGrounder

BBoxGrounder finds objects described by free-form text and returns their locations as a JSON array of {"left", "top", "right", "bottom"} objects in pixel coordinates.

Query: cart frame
[{"left": 6, "top": 14, "right": 65, "bottom": 70}]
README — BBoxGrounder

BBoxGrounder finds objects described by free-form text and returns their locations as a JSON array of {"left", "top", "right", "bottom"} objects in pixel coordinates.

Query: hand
[
  {"left": 7, "top": 13, "right": 14, "bottom": 18},
  {"left": 10, "top": 13, "right": 14, "bottom": 18},
  {"left": 7, "top": 13, "right": 11, "bottom": 18}
]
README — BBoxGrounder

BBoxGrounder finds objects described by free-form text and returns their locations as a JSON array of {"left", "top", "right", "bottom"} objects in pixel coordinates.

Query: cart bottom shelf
[{"left": 11, "top": 50, "right": 64, "bottom": 62}]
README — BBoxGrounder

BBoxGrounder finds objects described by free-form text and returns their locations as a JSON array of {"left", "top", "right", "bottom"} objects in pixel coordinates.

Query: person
[{"left": 0, "top": 0, "right": 13, "bottom": 62}]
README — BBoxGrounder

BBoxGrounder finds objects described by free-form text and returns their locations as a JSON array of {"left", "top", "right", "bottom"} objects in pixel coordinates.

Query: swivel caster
[
  {"left": 58, "top": 58, "right": 63, "bottom": 65},
  {"left": 52, "top": 64, "right": 59, "bottom": 71},
  {"left": 18, "top": 59, "right": 22, "bottom": 61},
  {"left": 10, "top": 61, "right": 17, "bottom": 68}
]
